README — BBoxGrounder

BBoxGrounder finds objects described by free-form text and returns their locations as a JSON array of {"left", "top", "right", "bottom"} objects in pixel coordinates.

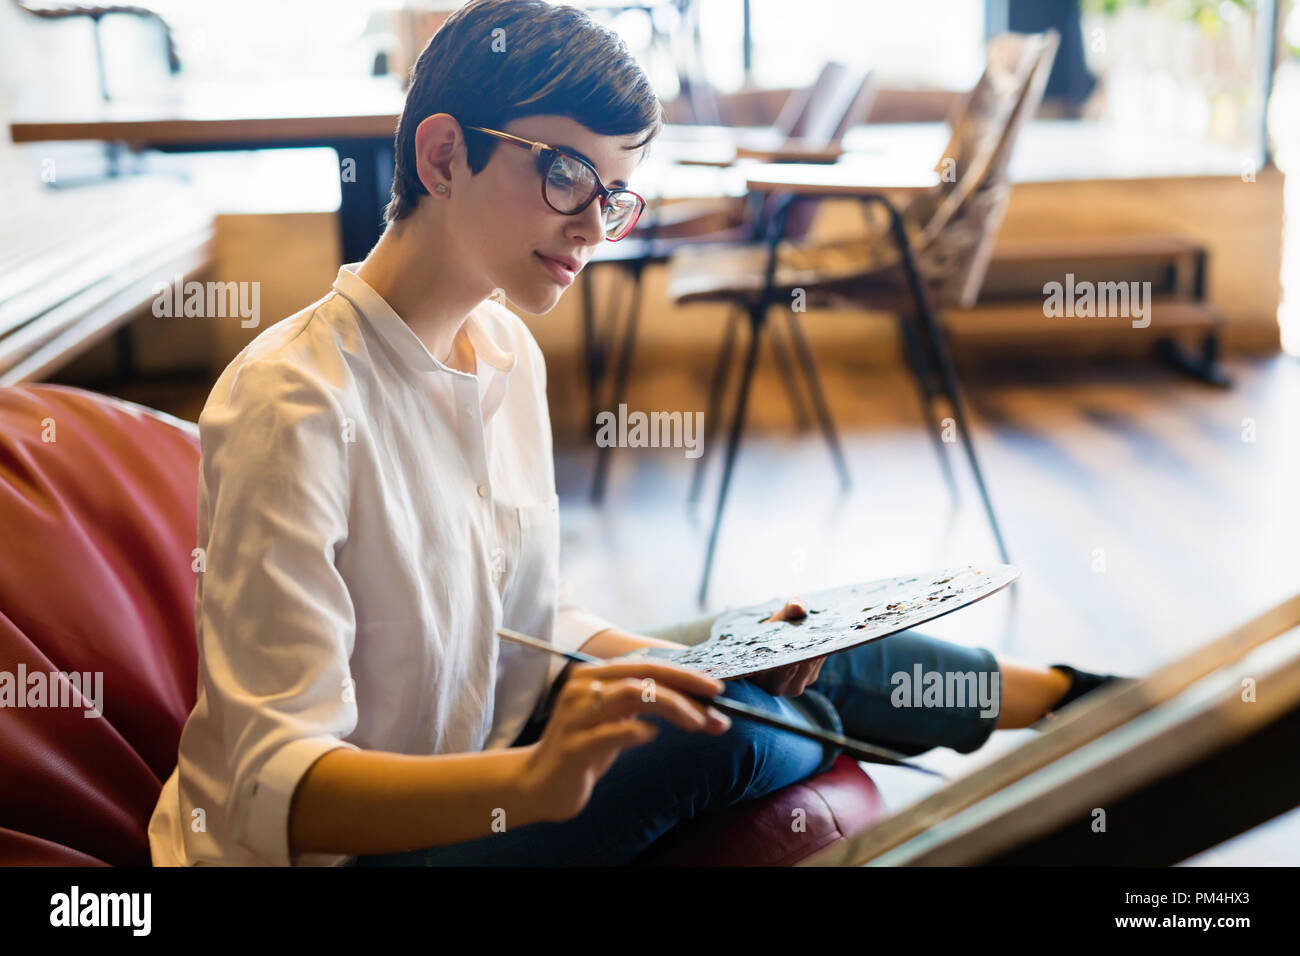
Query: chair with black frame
[
  {"left": 584, "top": 62, "right": 877, "bottom": 503},
  {"left": 665, "top": 30, "right": 1060, "bottom": 604}
]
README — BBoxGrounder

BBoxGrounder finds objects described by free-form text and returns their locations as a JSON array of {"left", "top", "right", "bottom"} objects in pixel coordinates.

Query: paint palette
[{"left": 640, "top": 565, "right": 1019, "bottom": 680}]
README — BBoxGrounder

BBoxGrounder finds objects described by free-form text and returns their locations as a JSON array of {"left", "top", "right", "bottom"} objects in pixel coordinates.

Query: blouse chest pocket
[{"left": 506, "top": 494, "right": 560, "bottom": 603}]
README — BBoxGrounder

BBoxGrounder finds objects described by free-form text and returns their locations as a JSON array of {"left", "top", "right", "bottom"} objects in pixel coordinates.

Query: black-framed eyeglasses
[{"left": 463, "top": 125, "right": 646, "bottom": 241}]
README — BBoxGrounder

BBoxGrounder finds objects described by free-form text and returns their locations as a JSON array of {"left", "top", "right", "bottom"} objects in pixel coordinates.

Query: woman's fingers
[
  {"left": 557, "top": 672, "right": 731, "bottom": 736},
  {"left": 757, "top": 653, "right": 827, "bottom": 697},
  {"left": 808, "top": 656, "right": 827, "bottom": 682},
  {"left": 754, "top": 596, "right": 818, "bottom": 693},
  {"left": 798, "top": 657, "right": 827, "bottom": 692},
  {"left": 526, "top": 661, "right": 735, "bottom": 824},
  {"left": 570, "top": 660, "right": 724, "bottom": 698},
  {"left": 763, "top": 595, "right": 809, "bottom": 623}
]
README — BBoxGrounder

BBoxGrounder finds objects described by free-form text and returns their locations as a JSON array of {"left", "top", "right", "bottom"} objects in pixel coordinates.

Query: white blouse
[{"left": 148, "top": 263, "right": 614, "bottom": 866}]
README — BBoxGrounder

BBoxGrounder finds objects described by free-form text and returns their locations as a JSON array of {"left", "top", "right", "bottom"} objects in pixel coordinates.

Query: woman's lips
[{"left": 535, "top": 251, "right": 576, "bottom": 286}]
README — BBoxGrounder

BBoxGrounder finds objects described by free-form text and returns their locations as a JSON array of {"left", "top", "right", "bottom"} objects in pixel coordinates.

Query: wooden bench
[
  {"left": 0, "top": 176, "right": 215, "bottom": 385},
  {"left": 947, "top": 234, "right": 1227, "bottom": 384}
]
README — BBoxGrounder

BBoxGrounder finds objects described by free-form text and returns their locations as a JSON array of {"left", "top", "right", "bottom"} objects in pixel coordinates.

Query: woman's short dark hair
[{"left": 386, "top": 0, "right": 662, "bottom": 223}]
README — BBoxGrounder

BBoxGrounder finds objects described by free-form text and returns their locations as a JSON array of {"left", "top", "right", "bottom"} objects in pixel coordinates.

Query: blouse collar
[{"left": 333, "top": 263, "right": 518, "bottom": 379}]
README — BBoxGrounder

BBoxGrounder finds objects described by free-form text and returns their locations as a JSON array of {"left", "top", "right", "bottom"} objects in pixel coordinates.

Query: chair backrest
[
  {"left": 676, "top": 62, "right": 875, "bottom": 246},
  {"left": 0, "top": 384, "right": 200, "bottom": 865},
  {"left": 775, "top": 66, "right": 878, "bottom": 243},
  {"left": 914, "top": 30, "right": 1059, "bottom": 307},
  {"left": 825, "top": 69, "right": 879, "bottom": 143},
  {"left": 779, "top": 62, "right": 877, "bottom": 147},
  {"left": 774, "top": 61, "right": 850, "bottom": 139}
]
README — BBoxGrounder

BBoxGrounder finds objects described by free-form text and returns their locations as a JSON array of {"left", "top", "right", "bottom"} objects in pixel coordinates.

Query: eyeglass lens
[{"left": 544, "top": 154, "right": 640, "bottom": 239}]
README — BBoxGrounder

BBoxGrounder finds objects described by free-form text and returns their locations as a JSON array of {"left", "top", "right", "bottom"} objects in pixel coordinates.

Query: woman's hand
[
  {"left": 729, "top": 596, "right": 829, "bottom": 698},
  {"left": 519, "top": 660, "right": 732, "bottom": 824}
]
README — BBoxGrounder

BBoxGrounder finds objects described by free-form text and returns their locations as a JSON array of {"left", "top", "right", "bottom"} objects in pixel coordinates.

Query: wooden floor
[
  {"left": 90, "top": 347, "right": 1300, "bottom": 864},
  {"left": 552, "top": 353, "right": 1298, "bottom": 651},
  {"left": 550, "top": 350, "right": 1300, "bottom": 864}
]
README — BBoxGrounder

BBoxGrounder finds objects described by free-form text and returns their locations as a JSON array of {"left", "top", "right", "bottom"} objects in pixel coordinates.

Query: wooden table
[
  {"left": 655, "top": 136, "right": 847, "bottom": 168},
  {"left": 743, "top": 158, "right": 941, "bottom": 196},
  {"left": 9, "top": 79, "right": 407, "bottom": 263},
  {"left": 8, "top": 97, "right": 794, "bottom": 262}
]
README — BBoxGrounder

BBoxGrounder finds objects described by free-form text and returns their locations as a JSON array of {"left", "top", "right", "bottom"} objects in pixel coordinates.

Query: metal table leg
[
  {"left": 876, "top": 196, "right": 1011, "bottom": 564},
  {"left": 699, "top": 302, "right": 766, "bottom": 605}
]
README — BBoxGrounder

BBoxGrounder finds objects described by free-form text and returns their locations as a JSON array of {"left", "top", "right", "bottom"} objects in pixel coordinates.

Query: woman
[{"left": 148, "top": 0, "right": 1120, "bottom": 867}]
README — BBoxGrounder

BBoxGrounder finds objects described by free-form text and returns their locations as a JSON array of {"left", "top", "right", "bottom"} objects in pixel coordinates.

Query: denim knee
[
  {"left": 811, "top": 632, "right": 1001, "bottom": 757},
  {"left": 689, "top": 679, "right": 832, "bottom": 805}
]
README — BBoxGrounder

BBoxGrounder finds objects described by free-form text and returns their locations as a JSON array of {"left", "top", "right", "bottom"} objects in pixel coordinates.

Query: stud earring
[{"left": 435, "top": 184, "right": 448, "bottom": 194}]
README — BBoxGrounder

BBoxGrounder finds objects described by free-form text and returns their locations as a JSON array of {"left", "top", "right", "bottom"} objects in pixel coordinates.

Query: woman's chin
[{"left": 506, "top": 285, "right": 565, "bottom": 316}]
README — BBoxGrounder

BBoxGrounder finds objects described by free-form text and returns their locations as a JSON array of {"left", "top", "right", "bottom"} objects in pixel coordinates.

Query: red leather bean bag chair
[{"left": 0, "top": 383, "right": 886, "bottom": 866}]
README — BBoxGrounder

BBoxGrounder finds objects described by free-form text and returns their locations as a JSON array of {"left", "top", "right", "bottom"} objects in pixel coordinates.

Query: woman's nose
[{"left": 567, "top": 196, "right": 606, "bottom": 246}]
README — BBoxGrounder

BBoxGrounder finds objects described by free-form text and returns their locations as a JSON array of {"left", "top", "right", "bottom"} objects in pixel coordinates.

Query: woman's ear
[{"left": 413, "top": 113, "right": 463, "bottom": 195}]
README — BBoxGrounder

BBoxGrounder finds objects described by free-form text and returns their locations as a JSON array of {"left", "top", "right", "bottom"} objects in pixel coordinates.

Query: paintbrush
[{"left": 498, "top": 627, "right": 947, "bottom": 778}]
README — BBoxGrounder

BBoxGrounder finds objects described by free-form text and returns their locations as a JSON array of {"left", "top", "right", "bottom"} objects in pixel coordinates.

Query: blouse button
[{"left": 476, "top": 484, "right": 488, "bottom": 498}]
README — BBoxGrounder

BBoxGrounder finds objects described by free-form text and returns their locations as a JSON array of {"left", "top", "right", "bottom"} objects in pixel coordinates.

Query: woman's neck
[{"left": 356, "top": 215, "right": 491, "bottom": 369}]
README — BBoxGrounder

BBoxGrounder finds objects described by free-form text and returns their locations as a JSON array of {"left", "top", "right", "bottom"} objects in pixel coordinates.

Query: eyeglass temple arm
[
  {"left": 467, "top": 125, "right": 553, "bottom": 157},
  {"left": 467, "top": 125, "right": 640, "bottom": 221}
]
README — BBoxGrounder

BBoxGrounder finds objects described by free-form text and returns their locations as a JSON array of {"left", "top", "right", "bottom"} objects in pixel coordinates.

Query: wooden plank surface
[
  {"left": 805, "top": 593, "right": 1300, "bottom": 865},
  {"left": 9, "top": 78, "right": 405, "bottom": 146},
  {"left": 745, "top": 159, "right": 942, "bottom": 196}
]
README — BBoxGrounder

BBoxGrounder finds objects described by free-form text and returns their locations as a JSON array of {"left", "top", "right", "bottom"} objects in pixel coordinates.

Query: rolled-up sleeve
[
  {"left": 542, "top": 578, "right": 617, "bottom": 691},
  {"left": 553, "top": 576, "right": 616, "bottom": 655},
  {"left": 192, "top": 358, "right": 361, "bottom": 866}
]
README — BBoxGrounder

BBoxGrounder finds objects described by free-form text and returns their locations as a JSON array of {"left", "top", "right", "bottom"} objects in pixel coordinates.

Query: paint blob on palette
[{"left": 654, "top": 565, "right": 1019, "bottom": 680}]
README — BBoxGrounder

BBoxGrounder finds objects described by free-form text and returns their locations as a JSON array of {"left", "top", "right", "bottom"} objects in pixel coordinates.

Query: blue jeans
[{"left": 351, "top": 625, "right": 999, "bottom": 866}]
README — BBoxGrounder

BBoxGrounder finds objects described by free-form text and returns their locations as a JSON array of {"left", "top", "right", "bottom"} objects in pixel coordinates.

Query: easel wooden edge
[{"left": 803, "top": 591, "right": 1300, "bottom": 866}]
